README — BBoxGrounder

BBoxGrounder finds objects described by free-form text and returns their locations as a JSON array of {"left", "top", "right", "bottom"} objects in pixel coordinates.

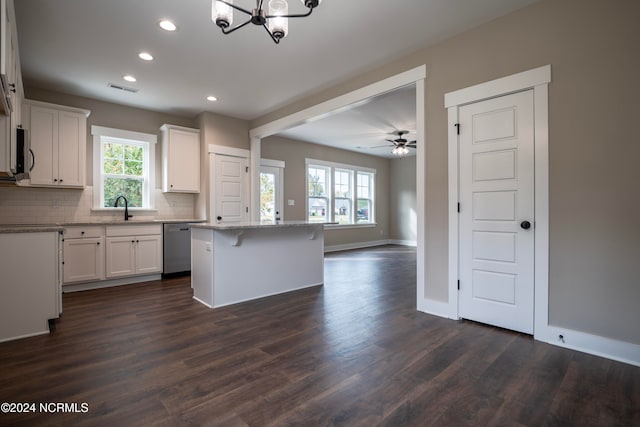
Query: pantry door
[
  {"left": 458, "top": 90, "right": 535, "bottom": 334},
  {"left": 213, "top": 154, "right": 249, "bottom": 224}
]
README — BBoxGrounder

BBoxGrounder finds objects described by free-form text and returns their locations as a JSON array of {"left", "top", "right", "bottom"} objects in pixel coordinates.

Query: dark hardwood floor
[{"left": 0, "top": 245, "right": 638, "bottom": 426}]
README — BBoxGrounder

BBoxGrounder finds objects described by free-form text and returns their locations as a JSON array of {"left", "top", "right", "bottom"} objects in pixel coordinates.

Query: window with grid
[
  {"left": 357, "top": 172, "right": 374, "bottom": 223},
  {"left": 306, "top": 159, "right": 375, "bottom": 225},
  {"left": 334, "top": 169, "right": 353, "bottom": 224},
  {"left": 307, "top": 165, "right": 330, "bottom": 222},
  {"left": 92, "top": 126, "right": 156, "bottom": 210}
]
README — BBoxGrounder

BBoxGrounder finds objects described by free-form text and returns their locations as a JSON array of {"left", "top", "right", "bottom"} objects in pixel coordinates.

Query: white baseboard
[
  {"left": 62, "top": 274, "right": 162, "bottom": 293},
  {"left": 418, "top": 297, "right": 640, "bottom": 367},
  {"left": 535, "top": 324, "right": 640, "bottom": 367},
  {"left": 324, "top": 239, "right": 391, "bottom": 253},
  {"left": 418, "top": 298, "right": 458, "bottom": 320},
  {"left": 388, "top": 239, "right": 417, "bottom": 247}
]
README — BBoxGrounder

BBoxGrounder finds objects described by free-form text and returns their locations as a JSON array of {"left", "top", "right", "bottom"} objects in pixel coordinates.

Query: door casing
[{"left": 446, "top": 65, "right": 551, "bottom": 338}]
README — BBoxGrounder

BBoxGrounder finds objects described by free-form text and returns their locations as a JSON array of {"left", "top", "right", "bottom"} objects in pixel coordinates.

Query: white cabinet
[
  {"left": 62, "top": 226, "right": 105, "bottom": 284},
  {"left": 105, "top": 225, "right": 163, "bottom": 278},
  {"left": 0, "top": 230, "right": 61, "bottom": 342},
  {"left": 161, "top": 124, "right": 200, "bottom": 193},
  {"left": 22, "top": 100, "right": 90, "bottom": 188},
  {"left": 0, "top": 0, "right": 23, "bottom": 177}
]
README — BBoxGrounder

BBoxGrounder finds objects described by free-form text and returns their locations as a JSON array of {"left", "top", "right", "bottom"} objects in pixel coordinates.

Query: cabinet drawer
[
  {"left": 106, "top": 224, "right": 162, "bottom": 237},
  {"left": 63, "top": 226, "right": 104, "bottom": 239}
]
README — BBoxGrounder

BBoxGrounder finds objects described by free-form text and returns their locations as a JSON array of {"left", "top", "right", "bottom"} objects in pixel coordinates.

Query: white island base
[{"left": 190, "top": 222, "right": 326, "bottom": 308}]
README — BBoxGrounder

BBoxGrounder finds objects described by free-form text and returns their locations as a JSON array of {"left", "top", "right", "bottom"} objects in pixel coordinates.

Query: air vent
[{"left": 108, "top": 83, "right": 139, "bottom": 93}]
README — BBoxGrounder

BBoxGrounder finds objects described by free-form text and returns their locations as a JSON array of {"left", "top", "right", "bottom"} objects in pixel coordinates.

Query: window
[
  {"left": 357, "top": 172, "right": 374, "bottom": 223},
  {"left": 307, "top": 165, "right": 330, "bottom": 222},
  {"left": 91, "top": 126, "right": 156, "bottom": 210},
  {"left": 306, "top": 159, "right": 375, "bottom": 225}
]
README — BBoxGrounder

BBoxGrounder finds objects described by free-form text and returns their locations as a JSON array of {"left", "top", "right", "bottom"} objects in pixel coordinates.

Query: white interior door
[
  {"left": 458, "top": 90, "right": 535, "bottom": 334},
  {"left": 213, "top": 154, "right": 249, "bottom": 223}
]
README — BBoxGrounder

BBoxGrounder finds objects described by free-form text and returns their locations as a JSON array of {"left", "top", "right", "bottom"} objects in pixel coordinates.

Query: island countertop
[{"left": 191, "top": 221, "right": 336, "bottom": 231}]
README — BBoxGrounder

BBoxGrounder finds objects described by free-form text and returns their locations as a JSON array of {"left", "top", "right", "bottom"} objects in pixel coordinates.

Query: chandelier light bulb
[
  {"left": 268, "top": 0, "right": 289, "bottom": 40},
  {"left": 212, "top": 0, "right": 234, "bottom": 28}
]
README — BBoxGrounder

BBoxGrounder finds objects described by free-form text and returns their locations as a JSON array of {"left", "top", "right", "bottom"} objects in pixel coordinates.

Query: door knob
[{"left": 520, "top": 220, "right": 531, "bottom": 230}]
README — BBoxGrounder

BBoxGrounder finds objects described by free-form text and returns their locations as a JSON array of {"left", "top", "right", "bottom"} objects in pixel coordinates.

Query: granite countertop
[
  {"left": 0, "top": 219, "right": 205, "bottom": 233},
  {"left": 191, "top": 221, "right": 336, "bottom": 231},
  {"left": 0, "top": 225, "right": 65, "bottom": 234}
]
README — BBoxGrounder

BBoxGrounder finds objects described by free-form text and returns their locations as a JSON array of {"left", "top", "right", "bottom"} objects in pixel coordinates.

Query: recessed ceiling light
[
  {"left": 207, "top": 96, "right": 217, "bottom": 102},
  {"left": 138, "top": 52, "right": 154, "bottom": 61},
  {"left": 159, "top": 19, "right": 177, "bottom": 32},
  {"left": 123, "top": 75, "right": 137, "bottom": 82}
]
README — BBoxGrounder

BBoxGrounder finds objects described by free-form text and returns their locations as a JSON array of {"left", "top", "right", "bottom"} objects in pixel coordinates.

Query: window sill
[{"left": 325, "top": 223, "right": 377, "bottom": 230}]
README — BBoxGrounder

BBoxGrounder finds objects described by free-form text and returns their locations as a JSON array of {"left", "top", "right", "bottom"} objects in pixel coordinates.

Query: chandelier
[{"left": 212, "top": 0, "right": 322, "bottom": 44}]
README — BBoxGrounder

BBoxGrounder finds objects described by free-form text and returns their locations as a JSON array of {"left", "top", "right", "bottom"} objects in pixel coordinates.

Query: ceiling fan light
[
  {"left": 268, "top": 0, "right": 289, "bottom": 40},
  {"left": 212, "top": 0, "right": 233, "bottom": 28}
]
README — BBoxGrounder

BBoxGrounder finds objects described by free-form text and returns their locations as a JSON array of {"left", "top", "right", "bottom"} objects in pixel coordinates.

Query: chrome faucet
[{"left": 113, "top": 195, "right": 132, "bottom": 221}]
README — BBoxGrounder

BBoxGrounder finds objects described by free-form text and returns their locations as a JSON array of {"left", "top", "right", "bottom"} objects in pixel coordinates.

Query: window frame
[
  {"left": 305, "top": 158, "right": 376, "bottom": 227},
  {"left": 307, "top": 164, "right": 331, "bottom": 223},
  {"left": 91, "top": 126, "right": 157, "bottom": 211}
]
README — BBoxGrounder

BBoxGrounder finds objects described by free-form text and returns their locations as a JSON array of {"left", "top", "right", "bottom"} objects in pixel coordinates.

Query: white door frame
[
  {"left": 445, "top": 65, "right": 551, "bottom": 338},
  {"left": 248, "top": 66, "right": 428, "bottom": 309}
]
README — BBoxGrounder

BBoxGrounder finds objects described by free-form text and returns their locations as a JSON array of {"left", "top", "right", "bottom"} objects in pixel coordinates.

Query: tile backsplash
[{"left": 0, "top": 185, "right": 197, "bottom": 224}]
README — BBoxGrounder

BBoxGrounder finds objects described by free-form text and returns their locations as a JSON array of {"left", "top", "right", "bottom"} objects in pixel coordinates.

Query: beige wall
[
  {"left": 252, "top": 0, "right": 640, "bottom": 345},
  {"left": 261, "top": 135, "right": 390, "bottom": 248},
  {"left": 195, "top": 111, "right": 250, "bottom": 220},
  {"left": 389, "top": 157, "right": 416, "bottom": 243}
]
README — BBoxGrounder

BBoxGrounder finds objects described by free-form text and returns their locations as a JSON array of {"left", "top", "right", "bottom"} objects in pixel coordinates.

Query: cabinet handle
[
  {"left": 97, "top": 242, "right": 100, "bottom": 245},
  {"left": 29, "top": 149, "right": 35, "bottom": 172},
  {"left": 54, "top": 178, "right": 58, "bottom": 182},
  {"left": 81, "top": 231, "right": 85, "bottom": 235},
  {"left": 136, "top": 240, "right": 139, "bottom": 243},
  {"left": 131, "top": 240, "right": 135, "bottom": 243},
  {"left": 60, "top": 179, "right": 64, "bottom": 183}
]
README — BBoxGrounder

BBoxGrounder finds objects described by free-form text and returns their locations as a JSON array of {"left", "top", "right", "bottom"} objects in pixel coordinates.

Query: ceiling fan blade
[{"left": 357, "top": 144, "right": 391, "bottom": 149}]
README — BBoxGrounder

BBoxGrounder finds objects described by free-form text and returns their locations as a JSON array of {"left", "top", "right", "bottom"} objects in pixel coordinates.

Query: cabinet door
[
  {"left": 105, "top": 237, "right": 135, "bottom": 278},
  {"left": 57, "top": 111, "right": 84, "bottom": 187},
  {"left": 136, "top": 234, "right": 163, "bottom": 274},
  {"left": 63, "top": 238, "right": 104, "bottom": 283},
  {"left": 29, "top": 106, "right": 58, "bottom": 186},
  {"left": 166, "top": 128, "right": 200, "bottom": 192}
]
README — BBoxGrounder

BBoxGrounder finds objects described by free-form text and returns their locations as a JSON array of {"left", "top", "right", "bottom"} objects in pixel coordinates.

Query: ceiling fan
[{"left": 362, "top": 130, "right": 416, "bottom": 156}]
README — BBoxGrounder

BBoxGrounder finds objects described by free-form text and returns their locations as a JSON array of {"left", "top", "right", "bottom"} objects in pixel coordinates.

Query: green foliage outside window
[{"left": 102, "top": 142, "right": 144, "bottom": 207}]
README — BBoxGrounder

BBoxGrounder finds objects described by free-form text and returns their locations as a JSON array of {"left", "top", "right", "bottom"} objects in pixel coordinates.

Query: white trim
[
  {"left": 91, "top": 125, "right": 157, "bottom": 144},
  {"left": 260, "top": 158, "right": 285, "bottom": 168},
  {"left": 444, "top": 65, "right": 551, "bottom": 108},
  {"left": 207, "top": 144, "right": 250, "bottom": 158},
  {"left": 325, "top": 223, "right": 377, "bottom": 230},
  {"left": 536, "top": 325, "right": 640, "bottom": 367},
  {"left": 419, "top": 298, "right": 458, "bottom": 320},
  {"left": 250, "top": 137, "right": 261, "bottom": 222},
  {"left": 305, "top": 157, "right": 377, "bottom": 174},
  {"left": 250, "top": 66, "right": 427, "bottom": 139},
  {"left": 0, "top": 330, "right": 50, "bottom": 344},
  {"left": 92, "top": 127, "right": 156, "bottom": 210},
  {"left": 445, "top": 65, "right": 551, "bottom": 329},
  {"left": 25, "top": 99, "right": 91, "bottom": 117},
  {"left": 324, "top": 239, "right": 391, "bottom": 253},
  {"left": 62, "top": 274, "right": 162, "bottom": 292},
  {"left": 389, "top": 239, "right": 417, "bottom": 247},
  {"left": 415, "top": 78, "right": 426, "bottom": 312}
]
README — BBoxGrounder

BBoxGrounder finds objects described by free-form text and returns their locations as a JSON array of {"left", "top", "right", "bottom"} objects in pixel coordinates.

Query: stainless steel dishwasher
[{"left": 163, "top": 223, "right": 191, "bottom": 276}]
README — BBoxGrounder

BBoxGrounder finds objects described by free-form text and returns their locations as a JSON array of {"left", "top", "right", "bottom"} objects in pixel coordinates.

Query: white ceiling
[{"left": 14, "top": 0, "right": 537, "bottom": 157}]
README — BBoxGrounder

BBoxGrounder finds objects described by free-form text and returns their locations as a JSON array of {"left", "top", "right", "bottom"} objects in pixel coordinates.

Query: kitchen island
[{"left": 190, "top": 221, "right": 331, "bottom": 308}]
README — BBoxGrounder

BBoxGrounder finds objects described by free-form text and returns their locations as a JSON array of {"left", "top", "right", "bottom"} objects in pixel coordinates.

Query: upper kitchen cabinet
[
  {"left": 0, "top": 0, "right": 23, "bottom": 178},
  {"left": 22, "top": 100, "right": 90, "bottom": 188},
  {"left": 161, "top": 124, "right": 200, "bottom": 193}
]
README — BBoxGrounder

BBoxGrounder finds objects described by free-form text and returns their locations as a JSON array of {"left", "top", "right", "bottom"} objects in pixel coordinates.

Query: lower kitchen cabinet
[
  {"left": 0, "top": 230, "right": 61, "bottom": 342},
  {"left": 105, "top": 225, "right": 163, "bottom": 278},
  {"left": 62, "top": 227, "right": 105, "bottom": 283}
]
